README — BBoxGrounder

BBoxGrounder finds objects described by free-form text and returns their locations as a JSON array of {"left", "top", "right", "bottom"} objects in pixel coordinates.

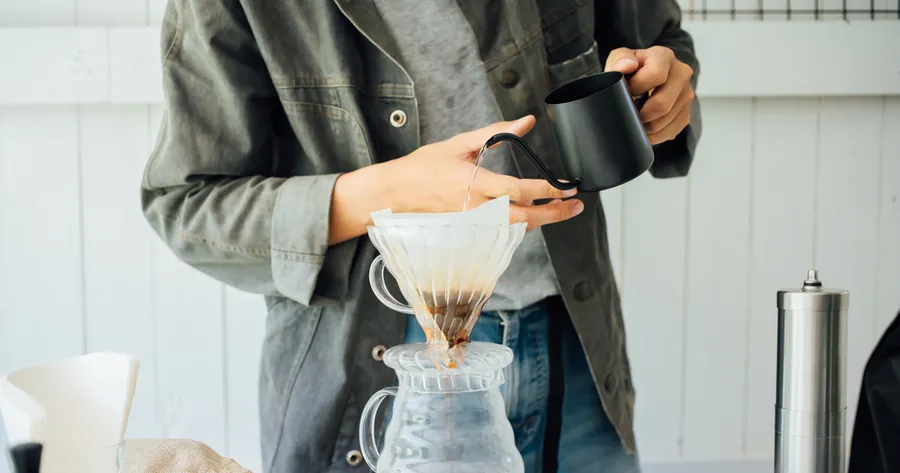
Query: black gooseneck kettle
[{"left": 486, "top": 71, "right": 654, "bottom": 193}]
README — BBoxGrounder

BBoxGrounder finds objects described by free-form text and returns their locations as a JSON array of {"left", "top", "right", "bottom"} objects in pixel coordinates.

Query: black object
[
  {"left": 542, "top": 296, "right": 567, "bottom": 473},
  {"left": 7, "top": 442, "right": 42, "bottom": 473},
  {"left": 847, "top": 307, "right": 900, "bottom": 473},
  {"left": 485, "top": 71, "right": 653, "bottom": 193}
]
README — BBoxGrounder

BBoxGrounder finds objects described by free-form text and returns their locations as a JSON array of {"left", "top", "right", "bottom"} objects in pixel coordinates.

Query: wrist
[{"left": 328, "top": 161, "right": 400, "bottom": 245}]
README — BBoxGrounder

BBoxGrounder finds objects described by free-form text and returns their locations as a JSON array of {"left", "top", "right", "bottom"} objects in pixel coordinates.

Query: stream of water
[{"left": 461, "top": 143, "right": 489, "bottom": 212}]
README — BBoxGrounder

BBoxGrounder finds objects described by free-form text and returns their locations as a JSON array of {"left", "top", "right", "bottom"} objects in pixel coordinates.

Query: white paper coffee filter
[
  {"left": 0, "top": 376, "right": 46, "bottom": 446},
  {"left": 0, "top": 352, "right": 140, "bottom": 473},
  {"left": 371, "top": 195, "right": 510, "bottom": 228},
  {"left": 373, "top": 223, "right": 518, "bottom": 294}
]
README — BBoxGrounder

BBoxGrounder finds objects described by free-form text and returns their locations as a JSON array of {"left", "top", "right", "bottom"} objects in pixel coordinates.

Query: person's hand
[
  {"left": 380, "top": 115, "right": 584, "bottom": 229},
  {"left": 606, "top": 46, "right": 694, "bottom": 145},
  {"left": 329, "top": 115, "right": 584, "bottom": 245}
]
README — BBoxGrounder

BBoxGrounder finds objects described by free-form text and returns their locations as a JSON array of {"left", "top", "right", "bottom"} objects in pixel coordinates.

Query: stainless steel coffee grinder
[{"left": 775, "top": 270, "right": 850, "bottom": 473}]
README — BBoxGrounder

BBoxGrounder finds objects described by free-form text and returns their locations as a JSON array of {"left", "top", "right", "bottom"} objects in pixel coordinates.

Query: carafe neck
[{"left": 383, "top": 342, "right": 513, "bottom": 394}]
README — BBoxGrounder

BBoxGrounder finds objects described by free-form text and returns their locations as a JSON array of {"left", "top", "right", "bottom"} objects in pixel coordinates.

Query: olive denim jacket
[{"left": 140, "top": 1, "right": 702, "bottom": 472}]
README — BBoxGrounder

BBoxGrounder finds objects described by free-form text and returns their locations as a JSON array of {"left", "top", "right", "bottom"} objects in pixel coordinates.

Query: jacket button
[
  {"left": 372, "top": 345, "right": 386, "bottom": 361},
  {"left": 500, "top": 69, "right": 520, "bottom": 88},
  {"left": 346, "top": 450, "right": 363, "bottom": 466},
  {"left": 573, "top": 281, "right": 594, "bottom": 301},
  {"left": 604, "top": 373, "right": 617, "bottom": 393},
  {"left": 389, "top": 109, "right": 407, "bottom": 128}
]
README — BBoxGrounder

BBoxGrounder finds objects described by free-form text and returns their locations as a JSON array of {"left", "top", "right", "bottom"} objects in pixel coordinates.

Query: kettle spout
[{"left": 484, "top": 133, "right": 581, "bottom": 192}]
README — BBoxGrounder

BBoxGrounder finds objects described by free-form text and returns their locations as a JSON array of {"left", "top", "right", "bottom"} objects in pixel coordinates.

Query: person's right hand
[
  {"left": 328, "top": 115, "right": 584, "bottom": 246},
  {"left": 379, "top": 115, "right": 584, "bottom": 230}
]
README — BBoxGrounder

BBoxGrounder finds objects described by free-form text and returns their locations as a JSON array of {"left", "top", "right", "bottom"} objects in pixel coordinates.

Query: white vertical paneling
[
  {"left": 0, "top": 111, "right": 8, "bottom": 466},
  {"left": 744, "top": 98, "right": 819, "bottom": 458},
  {"left": 603, "top": 188, "right": 625, "bottom": 284},
  {"left": 76, "top": 0, "right": 146, "bottom": 25},
  {"left": 149, "top": 105, "right": 165, "bottom": 144},
  {"left": 79, "top": 105, "right": 160, "bottom": 438},
  {"left": 815, "top": 97, "right": 882, "bottom": 443},
  {"left": 0, "top": 29, "right": 111, "bottom": 106},
  {"left": 224, "top": 288, "right": 266, "bottom": 473},
  {"left": 0, "top": 107, "right": 85, "bottom": 371},
  {"left": 151, "top": 241, "right": 227, "bottom": 451},
  {"left": 0, "top": 114, "right": 7, "bottom": 383},
  {"left": 675, "top": 0, "right": 691, "bottom": 19},
  {"left": 622, "top": 174, "right": 688, "bottom": 460},
  {"left": 876, "top": 98, "right": 900, "bottom": 333},
  {"left": 147, "top": 0, "right": 169, "bottom": 25},
  {"left": 0, "top": 0, "right": 74, "bottom": 26},
  {"left": 109, "top": 28, "right": 164, "bottom": 104},
  {"left": 682, "top": 99, "right": 753, "bottom": 458}
]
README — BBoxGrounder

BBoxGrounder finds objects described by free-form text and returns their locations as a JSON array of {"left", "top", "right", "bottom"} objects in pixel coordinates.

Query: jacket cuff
[{"left": 271, "top": 174, "right": 358, "bottom": 307}]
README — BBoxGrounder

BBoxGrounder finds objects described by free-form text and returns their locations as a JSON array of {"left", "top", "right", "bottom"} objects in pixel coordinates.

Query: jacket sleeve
[
  {"left": 141, "top": 0, "right": 356, "bottom": 307},
  {"left": 594, "top": 0, "right": 702, "bottom": 178}
]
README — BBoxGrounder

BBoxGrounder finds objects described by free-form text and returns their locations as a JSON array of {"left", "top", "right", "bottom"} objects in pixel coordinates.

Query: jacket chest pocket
[
  {"left": 539, "top": 0, "right": 596, "bottom": 65},
  {"left": 279, "top": 100, "right": 373, "bottom": 174},
  {"left": 547, "top": 40, "right": 603, "bottom": 89}
]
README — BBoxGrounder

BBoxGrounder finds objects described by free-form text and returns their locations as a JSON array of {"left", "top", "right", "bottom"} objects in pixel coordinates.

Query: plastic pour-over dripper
[{"left": 367, "top": 196, "right": 527, "bottom": 353}]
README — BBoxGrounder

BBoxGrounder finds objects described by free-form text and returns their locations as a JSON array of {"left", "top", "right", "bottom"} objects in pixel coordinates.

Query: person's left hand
[{"left": 606, "top": 46, "right": 694, "bottom": 145}]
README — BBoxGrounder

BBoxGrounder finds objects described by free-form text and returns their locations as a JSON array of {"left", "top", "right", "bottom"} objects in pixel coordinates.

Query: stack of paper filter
[{"left": 0, "top": 352, "right": 139, "bottom": 473}]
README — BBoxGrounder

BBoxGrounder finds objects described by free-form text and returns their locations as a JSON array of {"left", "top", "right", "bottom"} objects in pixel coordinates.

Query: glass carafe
[{"left": 359, "top": 342, "right": 524, "bottom": 473}]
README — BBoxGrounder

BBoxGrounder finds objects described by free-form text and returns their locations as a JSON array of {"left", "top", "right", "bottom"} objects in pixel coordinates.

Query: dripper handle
[
  {"left": 484, "top": 133, "right": 580, "bottom": 191},
  {"left": 369, "top": 256, "right": 414, "bottom": 314},
  {"left": 359, "top": 387, "right": 398, "bottom": 471}
]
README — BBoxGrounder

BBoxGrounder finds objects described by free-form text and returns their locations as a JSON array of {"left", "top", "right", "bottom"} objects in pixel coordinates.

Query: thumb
[
  {"left": 454, "top": 115, "right": 536, "bottom": 152},
  {"left": 606, "top": 47, "right": 639, "bottom": 74}
]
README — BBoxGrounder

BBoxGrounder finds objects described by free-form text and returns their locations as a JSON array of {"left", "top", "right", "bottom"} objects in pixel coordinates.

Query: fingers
[
  {"left": 477, "top": 172, "right": 578, "bottom": 202},
  {"left": 644, "top": 85, "right": 694, "bottom": 135},
  {"left": 605, "top": 47, "right": 639, "bottom": 75},
  {"left": 638, "top": 60, "right": 693, "bottom": 124},
  {"left": 647, "top": 100, "right": 691, "bottom": 145},
  {"left": 453, "top": 115, "right": 537, "bottom": 153},
  {"left": 626, "top": 46, "right": 676, "bottom": 95},
  {"left": 510, "top": 199, "right": 585, "bottom": 231}
]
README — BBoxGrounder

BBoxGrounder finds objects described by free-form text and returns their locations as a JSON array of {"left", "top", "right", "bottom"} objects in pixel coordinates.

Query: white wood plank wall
[{"left": 1, "top": 1, "right": 899, "bottom": 472}]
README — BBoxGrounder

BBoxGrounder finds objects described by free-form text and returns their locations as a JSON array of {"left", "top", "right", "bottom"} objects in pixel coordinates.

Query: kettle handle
[
  {"left": 483, "top": 133, "right": 581, "bottom": 191},
  {"left": 633, "top": 92, "right": 650, "bottom": 110},
  {"left": 622, "top": 69, "right": 651, "bottom": 110},
  {"left": 359, "top": 387, "right": 399, "bottom": 471}
]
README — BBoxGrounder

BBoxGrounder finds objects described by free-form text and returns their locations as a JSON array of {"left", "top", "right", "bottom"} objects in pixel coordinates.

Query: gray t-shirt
[{"left": 373, "top": 0, "right": 560, "bottom": 311}]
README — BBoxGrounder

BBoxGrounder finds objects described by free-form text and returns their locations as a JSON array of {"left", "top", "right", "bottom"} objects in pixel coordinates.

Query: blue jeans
[{"left": 400, "top": 298, "right": 640, "bottom": 473}]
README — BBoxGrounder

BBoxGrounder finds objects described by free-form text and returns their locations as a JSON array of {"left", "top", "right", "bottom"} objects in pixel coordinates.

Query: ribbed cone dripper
[{"left": 367, "top": 223, "right": 527, "bottom": 349}]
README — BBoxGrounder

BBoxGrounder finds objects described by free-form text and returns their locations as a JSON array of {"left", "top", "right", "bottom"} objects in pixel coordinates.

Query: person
[{"left": 141, "top": 1, "right": 701, "bottom": 472}]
